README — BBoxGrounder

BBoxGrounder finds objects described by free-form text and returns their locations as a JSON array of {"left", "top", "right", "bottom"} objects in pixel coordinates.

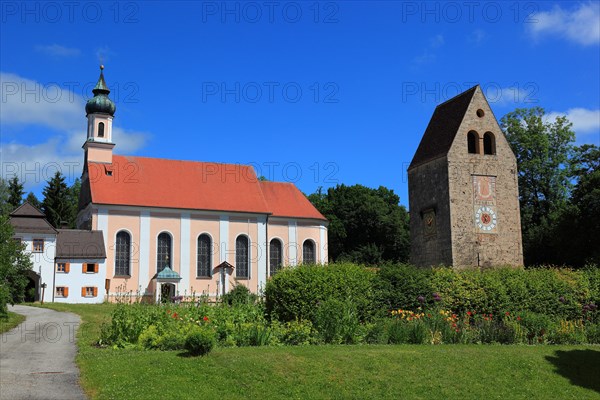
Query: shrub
[
  {"left": 222, "top": 284, "right": 257, "bottom": 306},
  {"left": 364, "top": 320, "right": 389, "bottom": 344},
  {"left": 314, "top": 298, "right": 362, "bottom": 344},
  {"left": 376, "top": 264, "right": 598, "bottom": 320},
  {"left": 585, "top": 323, "right": 600, "bottom": 344},
  {"left": 280, "top": 319, "right": 315, "bottom": 346},
  {"left": 387, "top": 319, "right": 409, "bottom": 344},
  {"left": 548, "top": 320, "right": 586, "bottom": 345},
  {"left": 185, "top": 326, "right": 216, "bottom": 356},
  {"left": 265, "top": 263, "right": 378, "bottom": 324},
  {"left": 0, "top": 285, "right": 10, "bottom": 319},
  {"left": 518, "top": 311, "right": 554, "bottom": 344}
]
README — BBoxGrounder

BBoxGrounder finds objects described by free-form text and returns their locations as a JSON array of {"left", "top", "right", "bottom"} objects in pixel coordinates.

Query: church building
[
  {"left": 18, "top": 66, "right": 328, "bottom": 303},
  {"left": 408, "top": 86, "right": 523, "bottom": 267}
]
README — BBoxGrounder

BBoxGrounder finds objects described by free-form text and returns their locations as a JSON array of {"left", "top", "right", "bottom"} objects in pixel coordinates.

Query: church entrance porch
[{"left": 152, "top": 267, "right": 182, "bottom": 304}]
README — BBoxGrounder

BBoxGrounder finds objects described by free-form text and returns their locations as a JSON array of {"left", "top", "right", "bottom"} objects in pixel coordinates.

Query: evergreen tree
[
  {"left": 67, "top": 178, "right": 81, "bottom": 228},
  {"left": 25, "top": 192, "right": 42, "bottom": 210},
  {"left": 41, "top": 172, "right": 70, "bottom": 228},
  {"left": 0, "top": 178, "right": 10, "bottom": 216},
  {"left": 7, "top": 176, "right": 24, "bottom": 210}
]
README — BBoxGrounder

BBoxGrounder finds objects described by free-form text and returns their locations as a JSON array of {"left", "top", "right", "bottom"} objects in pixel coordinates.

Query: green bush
[
  {"left": 585, "top": 323, "right": 600, "bottom": 344},
  {"left": 364, "top": 320, "right": 389, "bottom": 344},
  {"left": 376, "top": 264, "right": 598, "bottom": 320},
  {"left": 518, "top": 311, "right": 554, "bottom": 344},
  {"left": 387, "top": 319, "right": 409, "bottom": 344},
  {"left": 313, "top": 298, "right": 362, "bottom": 344},
  {"left": 265, "top": 263, "right": 378, "bottom": 324},
  {"left": 280, "top": 319, "right": 315, "bottom": 346},
  {"left": 185, "top": 326, "right": 216, "bottom": 356},
  {"left": 222, "top": 284, "right": 257, "bottom": 306},
  {"left": 0, "top": 285, "right": 10, "bottom": 319}
]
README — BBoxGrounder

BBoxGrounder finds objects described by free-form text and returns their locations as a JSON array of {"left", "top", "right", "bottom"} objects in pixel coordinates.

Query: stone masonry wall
[
  {"left": 446, "top": 87, "right": 523, "bottom": 267},
  {"left": 408, "top": 156, "right": 453, "bottom": 266}
]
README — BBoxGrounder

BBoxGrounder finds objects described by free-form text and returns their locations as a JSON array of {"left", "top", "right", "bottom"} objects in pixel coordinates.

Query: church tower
[
  {"left": 408, "top": 85, "right": 523, "bottom": 267},
  {"left": 83, "top": 65, "right": 116, "bottom": 165}
]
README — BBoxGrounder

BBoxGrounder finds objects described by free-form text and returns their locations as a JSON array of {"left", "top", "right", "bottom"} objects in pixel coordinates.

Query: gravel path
[{"left": 0, "top": 305, "right": 86, "bottom": 400}]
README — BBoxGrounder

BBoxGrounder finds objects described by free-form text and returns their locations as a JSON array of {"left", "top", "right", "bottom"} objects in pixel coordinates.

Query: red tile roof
[
  {"left": 87, "top": 155, "right": 326, "bottom": 221},
  {"left": 260, "top": 181, "right": 326, "bottom": 221}
]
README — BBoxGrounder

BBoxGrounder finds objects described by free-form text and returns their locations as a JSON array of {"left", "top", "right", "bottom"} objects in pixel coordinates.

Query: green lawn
[
  {"left": 0, "top": 311, "right": 26, "bottom": 334},
  {"left": 36, "top": 304, "right": 600, "bottom": 400}
]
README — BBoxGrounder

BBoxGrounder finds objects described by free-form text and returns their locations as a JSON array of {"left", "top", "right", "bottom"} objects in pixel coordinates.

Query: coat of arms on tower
[{"left": 473, "top": 175, "right": 497, "bottom": 233}]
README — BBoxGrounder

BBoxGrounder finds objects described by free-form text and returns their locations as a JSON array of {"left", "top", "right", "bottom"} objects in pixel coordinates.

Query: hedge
[
  {"left": 377, "top": 264, "right": 600, "bottom": 320},
  {"left": 265, "top": 262, "right": 379, "bottom": 324}
]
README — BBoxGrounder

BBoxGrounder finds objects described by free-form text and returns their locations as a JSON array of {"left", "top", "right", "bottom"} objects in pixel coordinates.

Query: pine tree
[
  {"left": 7, "top": 176, "right": 24, "bottom": 210},
  {"left": 25, "top": 192, "right": 42, "bottom": 210},
  {"left": 41, "top": 172, "right": 70, "bottom": 228},
  {"left": 0, "top": 178, "right": 10, "bottom": 216},
  {"left": 67, "top": 178, "right": 81, "bottom": 228}
]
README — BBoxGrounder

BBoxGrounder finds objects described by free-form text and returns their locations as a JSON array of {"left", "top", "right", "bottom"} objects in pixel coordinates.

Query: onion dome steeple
[{"left": 85, "top": 65, "right": 116, "bottom": 116}]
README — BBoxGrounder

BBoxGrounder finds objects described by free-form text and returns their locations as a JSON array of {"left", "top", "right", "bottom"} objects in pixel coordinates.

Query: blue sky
[{"left": 1, "top": 1, "right": 599, "bottom": 206}]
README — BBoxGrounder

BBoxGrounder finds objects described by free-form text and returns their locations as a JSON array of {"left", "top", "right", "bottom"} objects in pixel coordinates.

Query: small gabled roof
[
  {"left": 10, "top": 202, "right": 46, "bottom": 217},
  {"left": 259, "top": 181, "right": 327, "bottom": 221},
  {"left": 55, "top": 229, "right": 106, "bottom": 260},
  {"left": 9, "top": 202, "right": 57, "bottom": 235},
  {"left": 409, "top": 86, "right": 478, "bottom": 169}
]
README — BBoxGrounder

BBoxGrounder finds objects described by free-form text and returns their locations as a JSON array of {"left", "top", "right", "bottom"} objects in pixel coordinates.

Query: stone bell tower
[
  {"left": 83, "top": 65, "right": 116, "bottom": 165},
  {"left": 408, "top": 85, "right": 523, "bottom": 267}
]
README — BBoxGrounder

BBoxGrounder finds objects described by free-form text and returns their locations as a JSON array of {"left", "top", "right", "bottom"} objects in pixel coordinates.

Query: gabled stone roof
[{"left": 409, "top": 86, "right": 478, "bottom": 169}]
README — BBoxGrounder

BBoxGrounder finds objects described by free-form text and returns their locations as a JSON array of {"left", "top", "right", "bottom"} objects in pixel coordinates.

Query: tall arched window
[
  {"left": 197, "top": 234, "right": 212, "bottom": 277},
  {"left": 303, "top": 240, "right": 316, "bottom": 264},
  {"left": 236, "top": 235, "right": 249, "bottom": 278},
  {"left": 98, "top": 122, "right": 105, "bottom": 138},
  {"left": 483, "top": 132, "right": 496, "bottom": 155},
  {"left": 157, "top": 232, "right": 172, "bottom": 273},
  {"left": 115, "top": 231, "right": 131, "bottom": 276},
  {"left": 467, "top": 131, "right": 479, "bottom": 154},
  {"left": 269, "top": 239, "right": 282, "bottom": 276}
]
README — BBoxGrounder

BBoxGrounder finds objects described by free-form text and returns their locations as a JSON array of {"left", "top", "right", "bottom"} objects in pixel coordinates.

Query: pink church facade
[{"left": 76, "top": 67, "right": 328, "bottom": 302}]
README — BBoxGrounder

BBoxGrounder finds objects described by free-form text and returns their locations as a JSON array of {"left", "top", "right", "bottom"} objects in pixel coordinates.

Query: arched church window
[
  {"left": 269, "top": 239, "right": 282, "bottom": 276},
  {"left": 236, "top": 235, "right": 249, "bottom": 278},
  {"left": 467, "top": 131, "right": 479, "bottom": 154},
  {"left": 484, "top": 132, "right": 496, "bottom": 155},
  {"left": 115, "top": 231, "right": 131, "bottom": 276},
  {"left": 197, "top": 234, "right": 212, "bottom": 278},
  {"left": 98, "top": 122, "right": 105, "bottom": 138},
  {"left": 303, "top": 240, "right": 316, "bottom": 264},
  {"left": 157, "top": 232, "right": 172, "bottom": 273}
]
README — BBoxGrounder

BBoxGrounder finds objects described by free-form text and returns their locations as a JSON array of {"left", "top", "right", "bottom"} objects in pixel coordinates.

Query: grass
[
  {"left": 0, "top": 311, "right": 26, "bottom": 334},
  {"left": 36, "top": 303, "right": 600, "bottom": 400}
]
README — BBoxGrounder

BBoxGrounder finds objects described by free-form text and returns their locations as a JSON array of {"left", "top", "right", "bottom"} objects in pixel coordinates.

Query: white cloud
[
  {"left": 528, "top": 2, "right": 600, "bottom": 45},
  {"left": 35, "top": 44, "right": 81, "bottom": 57},
  {"left": 429, "top": 34, "right": 445, "bottom": 48},
  {"left": 412, "top": 34, "right": 444, "bottom": 67},
  {"left": 0, "top": 72, "right": 148, "bottom": 190},
  {"left": 546, "top": 108, "right": 600, "bottom": 141},
  {"left": 484, "top": 86, "right": 537, "bottom": 106},
  {"left": 468, "top": 29, "right": 486, "bottom": 46}
]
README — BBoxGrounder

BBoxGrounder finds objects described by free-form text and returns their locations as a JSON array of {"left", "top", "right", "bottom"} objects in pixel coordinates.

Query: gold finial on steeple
[{"left": 100, "top": 64, "right": 104, "bottom": 70}]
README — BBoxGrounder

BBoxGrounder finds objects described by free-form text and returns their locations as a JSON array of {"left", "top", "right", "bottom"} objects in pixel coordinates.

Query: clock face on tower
[{"left": 475, "top": 206, "right": 497, "bottom": 232}]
